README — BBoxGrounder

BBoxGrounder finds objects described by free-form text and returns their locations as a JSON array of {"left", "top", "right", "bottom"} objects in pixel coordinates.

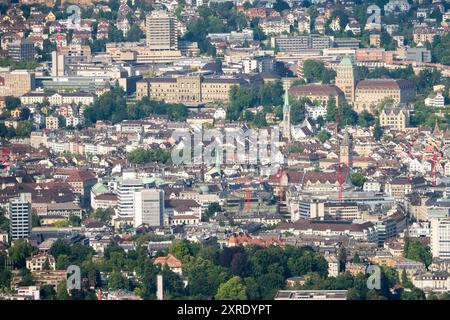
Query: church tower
[
  {"left": 282, "top": 82, "right": 291, "bottom": 141},
  {"left": 340, "top": 130, "right": 352, "bottom": 166},
  {"left": 335, "top": 56, "right": 358, "bottom": 104}
]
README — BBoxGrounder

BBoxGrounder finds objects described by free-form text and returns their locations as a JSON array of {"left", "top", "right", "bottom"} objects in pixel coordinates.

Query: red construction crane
[{"left": 408, "top": 151, "right": 443, "bottom": 187}]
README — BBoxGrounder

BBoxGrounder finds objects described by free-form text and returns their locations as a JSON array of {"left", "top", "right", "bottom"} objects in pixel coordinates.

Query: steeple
[
  {"left": 282, "top": 81, "right": 291, "bottom": 142},
  {"left": 434, "top": 119, "right": 442, "bottom": 137}
]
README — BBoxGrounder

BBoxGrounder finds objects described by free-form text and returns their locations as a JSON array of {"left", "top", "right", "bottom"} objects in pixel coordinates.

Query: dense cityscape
[{"left": 1, "top": 0, "right": 450, "bottom": 302}]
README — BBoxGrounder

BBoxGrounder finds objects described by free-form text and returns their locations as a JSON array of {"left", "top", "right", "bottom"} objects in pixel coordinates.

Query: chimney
[{"left": 156, "top": 274, "right": 163, "bottom": 300}]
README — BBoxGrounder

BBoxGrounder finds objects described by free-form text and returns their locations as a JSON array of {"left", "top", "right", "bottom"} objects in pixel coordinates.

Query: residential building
[
  {"left": 432, "top": 217, "right": 450, "bottom": 259},
  {"left": 146, "top": 10, "right": 178, "bottom": 50},
  {"left": 379, "top": 104, "right": 410, "bottom": 131},
  {"left": 9, "top": 193, "right": 32, "bottom": 240},
  {"left": 26, "top": 253, "right": 56, "bottom": 271},
  {"left": 117, "top": 179, "right": 144, "bottom": 218}
]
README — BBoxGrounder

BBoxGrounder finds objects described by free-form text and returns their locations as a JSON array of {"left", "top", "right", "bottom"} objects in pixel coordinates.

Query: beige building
[
  {"left": 0, "top": 70, "right": 35, "bottom": 97},
  {"left": 335, "top": 56, "right": 357, "bottom": 103},
  {"left": 136, "top": 76, "right": 248, "bottom": 105},
  {"left": 26, "top": 254, "right": 56, "bottom": 272},
  {"left": 289, "top": 84, "right": 345, "bottom": 106},
  {"left": 45, "top": 116, "right": 59, "bottom": 130},
  {"left": 146, "top": 10, "right": 178, "bottom": 50},
  {"left": 379, "top": 104, "right": 410, "bottom": 131},
  {"left": 354, "top": 79, "right": 415, "bottom": 113}
]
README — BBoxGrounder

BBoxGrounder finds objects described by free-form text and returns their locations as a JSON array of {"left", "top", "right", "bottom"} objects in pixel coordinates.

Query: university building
[
  {"left": 136, "top": 76, "right": 248, "bottom": 105},
  {"left": 354, "top": 79, "right": 415, "bottom": 113}
]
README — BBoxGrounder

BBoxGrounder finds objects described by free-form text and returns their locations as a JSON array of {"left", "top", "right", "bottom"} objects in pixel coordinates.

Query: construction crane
[{"left": 408, "top": 151, "right": 443, "bottom": 187}]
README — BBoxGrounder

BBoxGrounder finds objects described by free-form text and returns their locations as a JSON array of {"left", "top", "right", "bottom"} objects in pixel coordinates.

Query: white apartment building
[
  {"left": 425, "top": 93, "right": 445, "bottom": 108},
  {"left": 432, "top": 217, "right": 450, "bottom": 260},
  {"left": 117, "top": 179, "right": 144, "bottom": 218},
  {"left": 306, "top": 103, "right": 327, "bottom": 120},
  {"left": 9, "top": 194, "right": 32, "bottom": 240}
]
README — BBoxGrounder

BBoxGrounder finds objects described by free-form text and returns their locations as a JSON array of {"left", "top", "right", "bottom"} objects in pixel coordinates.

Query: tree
[
  {"left": 338, "top": 247, "right": 347, "bottom": 272},
  {"left": 358, "top": 111, "right": 375, "bottom": 127},
  {"left": 40, "top": 284, "right": 56, "bottom": 300},
  {"left": 126, "top": 24, "right": 144, "bottom": 42},
  {"left": 17, "top": 269, "right": 35, "bottom": 286},
  {"left": 303, "top": 60, "right": 325, "bottom": 83},
  {"left": 92, "top": 208, "right": 113, "bottom": 224},
  {"left": 0, "top": 269, "right": 11, "bottom": 289},
  {"left": 374, "top": 123, "right": 384, "bottom": 141},
  {"left": 5, "top": 96, "right": 21, "bottom": 110},
  {"left": 56, "top": 254, "right": 70, "bottom": 270},
  {"left": 49, "top": 240, "right": 71, "bottom": 260},
  {"left": 128, "top": 148, "right": 171, "bottom": 165},
  {"left": 32, "top": 212, "right": 41, "bottom": 228},
  {"left": 69, "top": 214, "right": 81, "bottom": 227},
  {"left": 351, "top": 173, "right": 367, "bottom": 188},
  {"left": 316, "top": 130, "right": 331, "bottom": 143},
  {"left": 273, "top": 0, "right": 290, "bottom": 12},
  {"left": 9, "top": 239, "right": 37, "bottom": 268},
  {"left": 215, "top": 276, "right": 247, "bottom": 300},
  {"left": 402, "top": 287, "right": 426, "bottom": 300},
  {"left": 108, "top": 270, "right": 130, "bottom": 291},
  {"left": 15, "top": 121, "right": 33, "bottom": 137},
  {"left": 203, "top": 203, "right": 223, "bottom": 222},
  {"left": 352, "top": 253, "right": 361, "bottom": 263},
  {"left": 56, "top": 281, "right": 71, "bottom": 300},
  {"left": 403, "top": 237, "right": 432, "bottom": 268}
]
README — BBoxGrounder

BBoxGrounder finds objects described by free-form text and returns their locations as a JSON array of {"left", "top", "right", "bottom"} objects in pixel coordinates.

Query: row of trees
[
  {"left": 128, "top": 147, "right": 172, "bottom": 165},
  {"left": 83, "top": 86, "right": 189, "bottom": 125}
]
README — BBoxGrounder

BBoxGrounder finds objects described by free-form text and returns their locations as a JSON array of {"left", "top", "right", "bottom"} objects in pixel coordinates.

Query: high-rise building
[
  {"left": 134, "top": 189, "right": 165, "bottom": 228},
  {"left": 282, "top": 81, "right": 291, "bottom": 141},
  {"left": 335, "top": 56, "right": 357, "bottom": 103},
  {"left": 9, "top": 193, "right": 32, "bottom": 241},
  {"left": 146, "top": 10, "right": 178, "bottom": 50},
  {"left": 51, "top": 51, "right": 66, "bottom": 77},
  {"left": 431, "top": 217, "right": 450, "bottom": 259},
  {"left": 117, "top": 179, "right": 144, "bottom": 217},
  {"left": 8, "top": 39, "right": 35, "bottom": 61},
  {"left": 0, "top": 70, "right": 36, "bottom": 97}
]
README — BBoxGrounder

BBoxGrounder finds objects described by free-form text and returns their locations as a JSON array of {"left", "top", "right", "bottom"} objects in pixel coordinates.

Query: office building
[
  {"left": 9, "top": 193, "right": 32, "bottom": 241},
  {"left": 8, "top": 39, "right": 35, "bottom": 61},
  {"left": 272, "top": 34, "right": 332, "bottom": 52},
  {"left": 117, "top": 179, "right": 144, "bottom": 217},
  {"left": 432, "top": 217, "right": 450, "bottom": 259},
  {"left": 133, "top": 189, "right": 165, "bottom": 227},
  {"left": 146, "top": 10, "right": 178, "bottom": 50},
  {"left": 51, "top": 51, "right": 66, "bottom": 77},
  {"left": 406, "top": 47, "right": 432, "bottom": 63}
]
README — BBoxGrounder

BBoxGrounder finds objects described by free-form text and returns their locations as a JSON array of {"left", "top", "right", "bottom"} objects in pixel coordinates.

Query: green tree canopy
[{"left": 215, "top": 276, "right": 247, "bottom": 300}]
